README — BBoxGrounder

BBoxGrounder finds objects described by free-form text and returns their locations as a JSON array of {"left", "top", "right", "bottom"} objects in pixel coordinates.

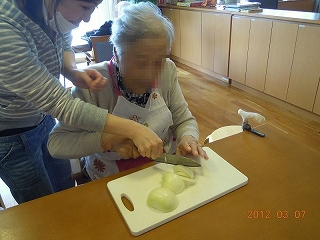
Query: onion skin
[{"left": 147, "top": 187, "right": 178, "bottom": 213}]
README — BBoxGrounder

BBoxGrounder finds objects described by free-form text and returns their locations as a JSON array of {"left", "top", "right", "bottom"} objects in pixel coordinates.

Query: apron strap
[{"left": 108, "top": 58, "right": 122, "bottom": 96}]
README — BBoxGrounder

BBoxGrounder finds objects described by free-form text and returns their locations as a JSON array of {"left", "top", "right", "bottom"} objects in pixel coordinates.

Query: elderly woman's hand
[
  {"left": 69, "top": 69, "right": 108, "bottom": 92},
  {"left": 176, "top": 135, "right": 208, "bottom": 159}
]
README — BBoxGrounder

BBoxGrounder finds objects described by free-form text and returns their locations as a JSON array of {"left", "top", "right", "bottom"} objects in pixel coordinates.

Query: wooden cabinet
[
  {"left": 162, "top": 8, "right": 180, "bottom": 58},
  {"left": 161, "top": 6, "right": 320, "bottom": 116},
  {"left": 244, "top": 20, "right": 320, "bottom": 112},
  {"left": 163, "top": 8, "right": 230, "bottom": 76},
  {"left": 213, "top": 13, "right": 231, "bottom": 76},
  {"left": 201, "top": 12, "right": 215, "bottom": 71},
  {"left": 229, "top": 16, "right": 251, "bottom": 84},
  {"left": 245, "top": 18, "right": 272, "bottom": 92},
  {"left": 230, "top": 18, "right": 320, "bottom": 112},
  {"left": 264, "top": 21, "right": 298, "bottom": 101},
  {"left": 286, "top": 24, "right": 320, "bottom": 111},
  {"left": 180, "top": 10, "right": 202, "bottom": 66},
  {"left": 229, "top": 16, "right": 272, "bottom": 90},
  {"left": 201, "top": 13, "right": 231, "bottom": 76},
  {"left": 314, "top": 88, "right": 320, "bottom": 115}
]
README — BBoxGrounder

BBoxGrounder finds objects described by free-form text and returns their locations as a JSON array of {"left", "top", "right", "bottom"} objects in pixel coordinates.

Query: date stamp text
[{"left": 247, "top": 210, "right": 306, "bottom": 219}]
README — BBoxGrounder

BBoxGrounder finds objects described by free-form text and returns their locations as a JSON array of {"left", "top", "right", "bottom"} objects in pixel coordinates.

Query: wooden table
[{"left": 0, "top": 124, "right": 319, "bottom": 239}]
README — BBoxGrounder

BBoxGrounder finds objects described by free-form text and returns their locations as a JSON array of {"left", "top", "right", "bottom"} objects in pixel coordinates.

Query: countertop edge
[{"left": 159, "top": 4, "right": 320, "bottom": 25}]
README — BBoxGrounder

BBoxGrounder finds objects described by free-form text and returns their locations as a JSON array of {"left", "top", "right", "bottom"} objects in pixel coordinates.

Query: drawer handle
[{"left": 299, "top": 24, "right": 305, "bottom": 28}]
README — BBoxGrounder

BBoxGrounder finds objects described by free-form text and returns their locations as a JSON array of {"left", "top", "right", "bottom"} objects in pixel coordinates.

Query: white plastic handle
[{"left": 238, "top": 109, "right": 265, "bottom": 124}]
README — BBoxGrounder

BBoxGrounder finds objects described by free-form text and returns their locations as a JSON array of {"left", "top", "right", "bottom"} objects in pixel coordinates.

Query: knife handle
[
  {"left": 243, "top": 123, "right": 265, "bottom": 137},
  {"left": 248, "top": 128, "right": 265, "bottom": 137}
]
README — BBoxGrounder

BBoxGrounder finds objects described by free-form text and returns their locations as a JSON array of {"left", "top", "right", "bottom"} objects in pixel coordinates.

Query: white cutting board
[{"left": 107, "top": 147, "right": 248, "bottom": 236}]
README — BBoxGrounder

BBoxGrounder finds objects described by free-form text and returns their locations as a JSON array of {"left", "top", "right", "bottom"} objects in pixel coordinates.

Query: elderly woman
[{"left": 48, "top": 2, "right": 207, "bottom": 180}]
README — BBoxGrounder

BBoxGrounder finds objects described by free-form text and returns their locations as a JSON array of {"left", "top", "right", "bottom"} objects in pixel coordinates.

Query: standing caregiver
[{"left": 0, "top": 0, "right": 163, "bottom": 204}]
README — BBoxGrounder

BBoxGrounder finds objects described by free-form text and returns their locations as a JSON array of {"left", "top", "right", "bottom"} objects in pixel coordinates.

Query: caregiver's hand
[
  {"left": 70, "top": 69, "right": 108, "bottom": 92},
  {"left": 176, "top": 135, "right": 208, "bottom": 159},
  {"left": 100, "top": 134, "right": 140, "bottom": 159},
  {"left": 131, "top": 125, "right": 163, "bottom": 160},
  {"left": 103, "top": 115, "right": 163, "bottom": 160}
]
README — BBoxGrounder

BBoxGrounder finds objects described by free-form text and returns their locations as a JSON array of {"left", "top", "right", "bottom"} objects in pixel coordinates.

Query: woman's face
[
  {"left": 116, "top": 36, "right": 167, "bottom": 94},
  {"left": 57, "top": 0, "right": 103, "bottom": 26}
]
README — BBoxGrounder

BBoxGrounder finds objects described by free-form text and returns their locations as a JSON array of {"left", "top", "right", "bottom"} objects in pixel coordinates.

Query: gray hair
[{"left": 110, "top": 2, "right": 174, "bottom": 55}]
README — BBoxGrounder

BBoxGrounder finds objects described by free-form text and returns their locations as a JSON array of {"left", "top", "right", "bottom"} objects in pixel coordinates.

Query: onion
[
  {"left": 147, "top": 187, "right": 178, "bottom": 213},
  {"left": 161, "top": 172, "right": 185, "bottom": 194},
  {"left": 178, "top": 175, "right": 197, "bottom": 186},
  {"left": 146, "top": 166, "right": 197, "bottom": 213},
  {"left": 173, "top": 165, "right": 195, "bottom": 179}
]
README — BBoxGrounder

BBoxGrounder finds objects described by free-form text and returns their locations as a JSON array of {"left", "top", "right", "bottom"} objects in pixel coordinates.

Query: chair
[
  {"left": 70, "top": 158, "right": 91, "bottom": 185},
  {"left": 0, "top": 178, "right": 18, "bottom": 209},
  {"left": 85, "top": 35, "right": 114, "bottom": 65},
  {"left": 0, "top": 194, "right": 5, "bottom": 210},
  {"left": 315, "top": 0, "right": 320, "bottom": 12}
]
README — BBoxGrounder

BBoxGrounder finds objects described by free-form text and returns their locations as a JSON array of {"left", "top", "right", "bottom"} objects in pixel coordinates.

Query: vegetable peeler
[{"left": 238, "top": 109, "right": 265, "bottom": 137}]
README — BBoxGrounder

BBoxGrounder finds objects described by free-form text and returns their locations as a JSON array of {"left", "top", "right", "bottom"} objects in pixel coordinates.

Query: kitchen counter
[
  {"left": 160, "top": 4, "right": 320, "bottom": 24},
  {"left": 0, "top": 124, "right": 319, "bottom": 239},
  {"left": 161, "top": 4, "right": 320, "bottom": 117}
]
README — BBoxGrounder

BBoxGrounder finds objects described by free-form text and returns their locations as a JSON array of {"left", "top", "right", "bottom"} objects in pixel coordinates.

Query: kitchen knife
[{"left": 153, "top": 154, "right": 201, "bottom": 167}]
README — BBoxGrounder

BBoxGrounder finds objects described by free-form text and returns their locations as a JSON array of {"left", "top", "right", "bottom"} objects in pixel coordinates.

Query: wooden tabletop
[{"left": 0, "top": 124, "right": 319, "bottom": 239}]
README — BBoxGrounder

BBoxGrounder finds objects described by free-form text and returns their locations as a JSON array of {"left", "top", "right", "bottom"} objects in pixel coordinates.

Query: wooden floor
[{"left": 175, "top": 62, "right": 320, "bottom": 153}]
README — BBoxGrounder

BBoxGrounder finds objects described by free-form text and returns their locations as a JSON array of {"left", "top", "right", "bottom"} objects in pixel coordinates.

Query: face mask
[{"left": 43, "top": 4, "right": 77, "bottom": 33}]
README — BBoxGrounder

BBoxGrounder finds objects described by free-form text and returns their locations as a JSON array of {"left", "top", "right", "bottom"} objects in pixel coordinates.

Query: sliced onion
[
  {"left": 178, "top": 175, "right": 197, "bottom": 186},
  {"left": 147, "top": 187, "right": 178, "bottom": 213},
  {"left": 161, "top": 172, "right": 185, "bottom": 194},
  {"left": 173, "top": 165, "right": 195, "bottom": 179}
]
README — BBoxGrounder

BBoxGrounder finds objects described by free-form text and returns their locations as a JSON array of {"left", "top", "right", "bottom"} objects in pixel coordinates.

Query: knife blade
[{"left": 152, "top": 154, "right": 201, "bottom": 167}]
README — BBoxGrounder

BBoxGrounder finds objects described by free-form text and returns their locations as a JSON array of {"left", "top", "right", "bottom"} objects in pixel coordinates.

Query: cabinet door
[
  {"left": 213, "top": 13, "right": 231, "bottom": 77},
  {"left": 162, "top": 8, "right": 180, "bottom": 58},
  {"left": 229, "top": 16, "right": 250, "bottom": 84},
  {"left": 245, "top": 18, "right": 272, "bottom": 92},
  {"left": 201, "top": 12, "right": 215, "bottom": 71},
  {"left": 286, "top": 24, "right": 320, "bottom": 111},
  {"left": 313, "top": 86, "right": 320, "bottom": 115},
  {"left": 180, "top": 10, "right": 202, "bottom": 66},
  {"left": 264, "top": 21, "right": 298, "bottom": 100}
]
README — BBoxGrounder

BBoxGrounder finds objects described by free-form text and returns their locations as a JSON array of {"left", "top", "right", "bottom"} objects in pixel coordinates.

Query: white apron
[{"left": 85, "top": 60, "right": 177, "bottom": 180}]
